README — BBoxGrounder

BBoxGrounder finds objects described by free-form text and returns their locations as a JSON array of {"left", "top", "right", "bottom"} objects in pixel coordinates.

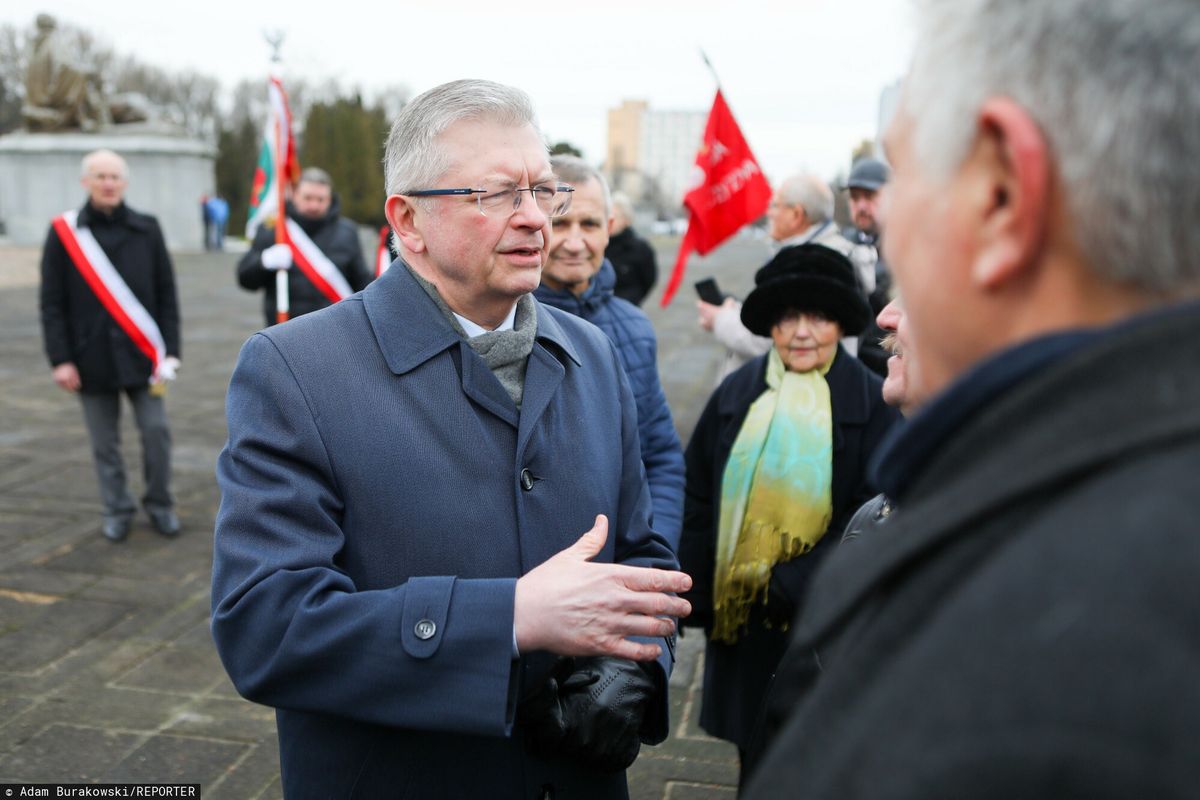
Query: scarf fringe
[{"left": 711, "top": 522, "right": 819, "bottom": 643}]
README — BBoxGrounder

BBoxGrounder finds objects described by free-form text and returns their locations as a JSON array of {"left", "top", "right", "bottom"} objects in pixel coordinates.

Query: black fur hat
[{"left": 740, "top": 244, "right": 871, "bottom": 337}]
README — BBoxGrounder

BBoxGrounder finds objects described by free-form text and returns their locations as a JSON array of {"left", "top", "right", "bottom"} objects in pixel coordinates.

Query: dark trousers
[{"left": 79, "top": 387, "right": 173, "bottom": 522}]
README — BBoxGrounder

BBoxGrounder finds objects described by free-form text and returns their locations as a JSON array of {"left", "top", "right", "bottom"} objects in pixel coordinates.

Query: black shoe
[
  {"left": 147, "top": 508, "right": 181, "bottom": 537},
  {"left": 102, "top": 518, "right": 131, "bottom": 542}
]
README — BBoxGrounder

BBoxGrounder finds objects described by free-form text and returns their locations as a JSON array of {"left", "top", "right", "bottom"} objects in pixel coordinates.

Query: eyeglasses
[{"left": 405, "top": 182, "right": 574, "bottom": 219}]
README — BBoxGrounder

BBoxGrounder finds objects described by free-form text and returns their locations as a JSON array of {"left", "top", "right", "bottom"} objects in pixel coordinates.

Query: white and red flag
[
  {"left": 660, "top": 90, "right": 772, "bottom": 307},
  {"left": 246, "top": 76, "right": 299, "bottom": 239}
]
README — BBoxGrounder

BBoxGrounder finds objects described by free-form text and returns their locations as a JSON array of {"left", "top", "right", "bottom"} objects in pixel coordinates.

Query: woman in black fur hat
[{"left": 677, "top": 244, "right": 902, "bottom": 783}]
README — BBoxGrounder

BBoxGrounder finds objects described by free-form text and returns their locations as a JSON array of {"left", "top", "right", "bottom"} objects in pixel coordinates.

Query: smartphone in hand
[{"left": 694, "top": 278, "right": 726, "bottom": 305}]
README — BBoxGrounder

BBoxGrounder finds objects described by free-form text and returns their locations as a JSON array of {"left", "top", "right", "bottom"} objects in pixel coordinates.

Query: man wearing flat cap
[
  {"left": 842, "top": 156, "right": 893, "bottom": 375},
  {"left": 678, "top": 243, "right": 900, "bottom": 784}
]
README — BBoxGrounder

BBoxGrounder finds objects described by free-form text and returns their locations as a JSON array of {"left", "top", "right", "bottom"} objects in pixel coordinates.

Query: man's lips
[{"left": 500, "top": 246, "right": 542, "bottom": 258}]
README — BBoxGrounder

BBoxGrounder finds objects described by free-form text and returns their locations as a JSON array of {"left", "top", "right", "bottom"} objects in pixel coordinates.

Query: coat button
[
  {"left": 414, "top": 619, "right": 436, "bottom": 640},
  {"left": 520, "top": 468, "right": 535, "bottom": 491}
]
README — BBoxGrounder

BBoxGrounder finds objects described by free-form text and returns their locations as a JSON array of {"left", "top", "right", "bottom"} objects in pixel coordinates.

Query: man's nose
[
  {"left": 511, "top": 194, "right": 550, "bottom": 228},
  {"left": 561, "top": 228, "right": 586, "bottom": 251}
]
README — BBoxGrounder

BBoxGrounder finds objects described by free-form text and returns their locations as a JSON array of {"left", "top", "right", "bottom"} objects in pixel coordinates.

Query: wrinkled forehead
[{"left": 438, "top": 120, "right": 552, "bottom": 184}]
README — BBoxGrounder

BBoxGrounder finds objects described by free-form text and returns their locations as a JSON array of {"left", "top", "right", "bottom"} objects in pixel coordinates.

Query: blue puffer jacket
[{"left": 535, "top": 260, "right": 685, "bottom": 549}]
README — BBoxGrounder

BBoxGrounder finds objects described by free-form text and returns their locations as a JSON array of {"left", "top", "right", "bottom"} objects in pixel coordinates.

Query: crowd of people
[{"left": 36, "top": 0, "right": 1200, "bottom": 795}]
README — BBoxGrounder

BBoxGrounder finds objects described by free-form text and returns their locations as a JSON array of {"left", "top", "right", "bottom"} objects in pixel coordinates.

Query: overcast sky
[{"left": 6, "top": 0, "right": 915, "bottom": 183}]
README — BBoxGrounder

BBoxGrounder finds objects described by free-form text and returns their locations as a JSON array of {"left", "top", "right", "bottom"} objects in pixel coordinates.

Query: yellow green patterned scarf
[{"left": 712, "top": 347, "right": 834, "bottom": 643}]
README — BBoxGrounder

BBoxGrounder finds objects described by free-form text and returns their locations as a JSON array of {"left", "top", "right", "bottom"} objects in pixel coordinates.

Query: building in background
[{"left": 606, "top": 99, "right": 706, "bottom": 218}]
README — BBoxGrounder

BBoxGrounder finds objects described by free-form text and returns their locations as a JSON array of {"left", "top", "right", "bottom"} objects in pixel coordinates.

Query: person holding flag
[
  {"left": 39, "top": 148, "right": 182, "bottom": 543},
  {"left": 237, "top": 167, "right": 371, "bottom": 328}
]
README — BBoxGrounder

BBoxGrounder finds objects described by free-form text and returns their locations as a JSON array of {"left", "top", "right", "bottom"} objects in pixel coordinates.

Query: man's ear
[
  {"left": 607, "top": 212, "right": 616, "bottom": 237},
  {"left": 969, "top": 97, "right": 1050, "bottom": 291},
  {"left": 385, "top": 194, "right": 424, "bottom": 255}
]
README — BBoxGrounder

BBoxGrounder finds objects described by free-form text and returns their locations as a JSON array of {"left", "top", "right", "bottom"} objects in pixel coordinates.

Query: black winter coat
[
  {"left": 604, "top": 227, "right": 658, "bottom": 307},
  {"left": 678, "top": 347, "right": 899, "bottom": 749},
  {"left": 746, "top": 304, "right": 1200, "bottom": 800},
  {"left": 39, "top": 202, "right": 181, "bottom": 393},
  {"left": 238, "top": 197, "right": 371, "bottom": 327}
]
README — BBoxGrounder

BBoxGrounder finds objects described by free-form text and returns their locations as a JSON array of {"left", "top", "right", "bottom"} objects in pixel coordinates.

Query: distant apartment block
[{"left": 606, "top": 99, "right": 707, "bottom": 212}]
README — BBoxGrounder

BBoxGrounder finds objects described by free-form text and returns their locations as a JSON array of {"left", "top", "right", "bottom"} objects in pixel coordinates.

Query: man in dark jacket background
[
  {"left": 536, "top": 155, "right": 685, "bottom": 550},
  {"left": 39, "top": 148, "right": 182, "bottom": 543},
  {"left": 842, "top": 156, "right": 892, "bottom": 376},
  {"left": 237, "top": 166, "right": 371, "bottom": 327},
  {"left": 746, "top": 1, "right": 1200, "bottom": 797},
  {"left": 604, "top": 191, "right": 658, "bottom": 306}
]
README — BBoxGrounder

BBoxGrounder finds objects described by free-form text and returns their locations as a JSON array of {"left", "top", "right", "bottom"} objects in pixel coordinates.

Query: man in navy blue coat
[
  {"left": 211, "top": 80, "right": 692, "bottom": 799},
  {"left": 535, "top": 155, "right": 685, "bottom": 552}
]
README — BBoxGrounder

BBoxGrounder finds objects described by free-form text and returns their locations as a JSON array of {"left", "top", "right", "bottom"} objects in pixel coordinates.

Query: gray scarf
[{"left": 405, "top": 263, "right": 537, "bottom": 409}]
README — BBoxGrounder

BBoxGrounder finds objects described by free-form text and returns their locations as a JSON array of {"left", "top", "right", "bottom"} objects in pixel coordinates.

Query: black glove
[{"left": 518, "top": 656, "right": 657, "bottom": 773}]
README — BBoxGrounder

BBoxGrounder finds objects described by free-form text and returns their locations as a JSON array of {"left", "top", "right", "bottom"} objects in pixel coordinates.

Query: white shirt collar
[{"left": 453, "top": 302, "right": 518, "bottom": 337}]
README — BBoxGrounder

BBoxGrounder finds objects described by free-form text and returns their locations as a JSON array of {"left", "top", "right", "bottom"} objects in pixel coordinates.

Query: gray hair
[
  {"left": 904, "top": 0, "right": 1200, "bottom": 292},
  {"left": 550, "top": 154, "right": 611, "bottom": 215},
  {"left": 298, "top": 167, "right": 332, "bottom": 188},
  {"left": 81, "top": 149, "right": 127, "bottom": 179},
  {"left": 777, "top": 174, "right": 833, "bottom": 224},
  {"left": 383, "top": 79, "right": 542, "bottom": 196},
  {"left": 610, "top": 191, "right": 635, "bottom": 223}
]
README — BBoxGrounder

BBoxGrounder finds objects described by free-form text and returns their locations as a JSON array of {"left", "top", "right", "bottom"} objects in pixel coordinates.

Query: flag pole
[
  {"left": 660, "top": 51, "right": 721, "bottom": 309},
  {"left": 699, "top": 49, "right": 723, "bottom": 92},
  {"left": 266, "top": 30, "right": 290, "bottom": 324}
]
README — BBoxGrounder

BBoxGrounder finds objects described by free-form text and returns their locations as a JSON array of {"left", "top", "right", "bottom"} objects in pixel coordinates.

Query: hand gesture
[{"left": 514, "top": 515, "right": 691, "bottom": 661}]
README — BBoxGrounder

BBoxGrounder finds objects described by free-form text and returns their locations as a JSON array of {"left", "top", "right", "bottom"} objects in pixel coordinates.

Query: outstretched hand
[{"left": 514, "top": 515, "right": 691, "bottom": 661}]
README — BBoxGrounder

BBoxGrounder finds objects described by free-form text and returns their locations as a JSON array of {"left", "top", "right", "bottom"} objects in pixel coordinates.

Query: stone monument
[{"left": 0, "top": 14, "right": 216, "bottom": 249}]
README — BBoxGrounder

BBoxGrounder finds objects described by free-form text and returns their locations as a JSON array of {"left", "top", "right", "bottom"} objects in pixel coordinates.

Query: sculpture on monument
[{"left": 22, "top": 14, "right": 149, "bottom": 132}]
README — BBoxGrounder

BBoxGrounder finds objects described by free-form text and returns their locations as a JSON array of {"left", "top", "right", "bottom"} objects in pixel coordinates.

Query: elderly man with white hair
[
  {"left": 697, "top": 173, "right": 873, "bottom": 382},
  {"left": 39, "top": 148, "right": 182, "bottom": 543},
  {"left": 745, "top": 0, "right": 1200, "bottom": 796}
]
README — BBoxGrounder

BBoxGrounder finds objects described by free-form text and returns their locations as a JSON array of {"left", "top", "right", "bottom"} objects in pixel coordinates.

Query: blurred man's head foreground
[{"left": 881, "top": 0, "right": 1200, "bottom": 401}]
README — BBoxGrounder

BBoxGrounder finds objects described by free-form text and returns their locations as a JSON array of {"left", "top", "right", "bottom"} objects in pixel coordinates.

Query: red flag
[{"left": 660, "top": 90, "right": 772, "bottom": 307}]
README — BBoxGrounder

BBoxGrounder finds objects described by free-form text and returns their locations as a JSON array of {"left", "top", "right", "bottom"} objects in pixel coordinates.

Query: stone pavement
[{"left": 0, "top": 233, "right": 771, "bottom": 797}]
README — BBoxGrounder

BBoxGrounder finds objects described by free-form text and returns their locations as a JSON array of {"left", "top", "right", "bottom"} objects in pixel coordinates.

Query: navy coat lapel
[
  {"left": 517, "top": 302, "right": 582, "bottom": 457},
  {"left": 363, "top": 262, "right": 462, "bottom": 376},
  {"left": 364, "top": 265, "right": 587, "bottom": 434}
]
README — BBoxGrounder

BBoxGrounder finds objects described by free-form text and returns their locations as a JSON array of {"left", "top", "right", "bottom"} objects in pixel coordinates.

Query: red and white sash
[
  {"left": 375, "top": 225, "right": 392, "bottom": 278},
  {"left": 284, "top": 218, "right": 353, "bottom": 304},
  {"left": 52, "top": 210, "right": 167, "bottom": 382}
]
